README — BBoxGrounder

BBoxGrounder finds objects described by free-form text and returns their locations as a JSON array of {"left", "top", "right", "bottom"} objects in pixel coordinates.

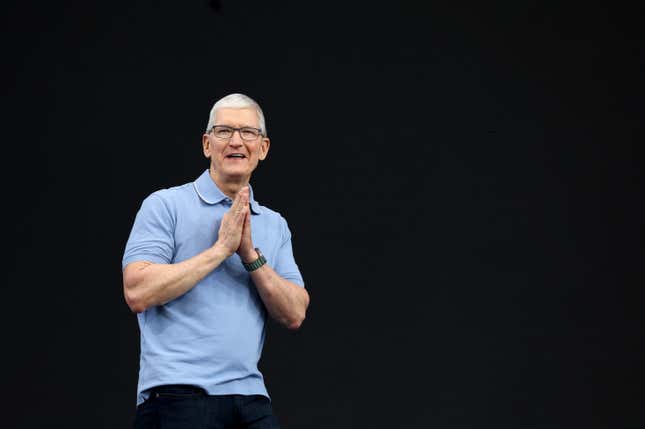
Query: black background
[{"left": 3, "top": 1, "right": 643, "bottom": 428}]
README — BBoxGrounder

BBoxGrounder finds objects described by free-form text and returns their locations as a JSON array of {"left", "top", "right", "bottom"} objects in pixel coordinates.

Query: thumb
[{"left": 242, "top": 211, "right": 252, "bottom": 236}]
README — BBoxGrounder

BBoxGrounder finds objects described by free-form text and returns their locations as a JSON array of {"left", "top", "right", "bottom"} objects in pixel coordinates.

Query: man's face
[{"left": 202, "top": 107, "right": 270, "bottom": 181}]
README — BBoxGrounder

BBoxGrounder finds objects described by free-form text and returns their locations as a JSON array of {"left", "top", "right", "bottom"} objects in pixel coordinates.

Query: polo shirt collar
[{"left": 193, "top": 169, "right": 263, "bottom": 214}]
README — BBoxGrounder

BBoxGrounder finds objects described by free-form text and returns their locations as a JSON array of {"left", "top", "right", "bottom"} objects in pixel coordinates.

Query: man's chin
[{"left": 214, "top": 168, "right": 254, "bottom": 182}]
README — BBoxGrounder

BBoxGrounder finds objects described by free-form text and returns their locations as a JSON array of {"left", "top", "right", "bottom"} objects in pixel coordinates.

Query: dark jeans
[{"left": 134, "top": 385, "right": 281, "bottom": 429}]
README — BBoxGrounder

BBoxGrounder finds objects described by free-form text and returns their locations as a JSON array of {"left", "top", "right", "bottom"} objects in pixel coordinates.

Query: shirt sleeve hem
[
  {"left": 122, "top": 254, "right": 171, "bottom": 270},
  {"left": 281, "top": 274, "right": 305, "bottom": 287}
]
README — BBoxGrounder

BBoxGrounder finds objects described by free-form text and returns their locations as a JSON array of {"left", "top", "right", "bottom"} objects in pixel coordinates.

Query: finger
[
  {"left": 242, "top": 212, "right": 252, "bottom": 244},
  {"left": 243, "top": 213, "right": 251, "bottom": 237},
  {"left": 235, "top": 203, "right": 248, "bottom": 224},
  {"left": 231, "top": 192, "right": 243, "bottom": 211},
  {"left": 237, "top": 189, "right": 250, "bottom": 214},
  {"left": 242, "top": 191, "right": 249, "bottom": 208},
  {"left": 230, "top": 198, "right": 245, "bottom": 219},
  {"left": 235, "top": 185, "right": 249, "bottom": 201},
  {"left": 231, "top": 187, "right": 249, "bottom": 211},
  {"left": 237, "top": 211, "right": 247, "bottom": 233}
]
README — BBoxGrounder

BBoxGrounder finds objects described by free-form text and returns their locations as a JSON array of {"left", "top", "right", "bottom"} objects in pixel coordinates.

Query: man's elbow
[
  {"left": 124, "top": 286, "right": 147, "bottom": 314},
  {"left": 286, "top": 299, "right": 309, "bottom": 330},
  {"left": 286, "top": 313, "right": 305, "bottom": 330},
  {"left": 123, "top": 274, "right": 149, "bottom": 314},
  {"left": 123, "top": 263, "right": 153, "bottom": 313}
]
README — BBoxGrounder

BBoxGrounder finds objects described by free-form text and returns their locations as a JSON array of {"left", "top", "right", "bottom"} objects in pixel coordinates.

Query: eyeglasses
[{"left": 209, "top": 125, "right": 264, "bottom": 141}]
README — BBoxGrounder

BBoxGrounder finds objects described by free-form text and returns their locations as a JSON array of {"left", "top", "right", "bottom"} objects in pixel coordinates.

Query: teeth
[{"left": 228, "top": 154, "right": 245, "bottom": 158}]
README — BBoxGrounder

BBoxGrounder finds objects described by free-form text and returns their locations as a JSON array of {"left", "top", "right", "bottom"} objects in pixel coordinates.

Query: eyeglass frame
[{"left": 208, "top": 125, "right": 265, "bottom": 141}]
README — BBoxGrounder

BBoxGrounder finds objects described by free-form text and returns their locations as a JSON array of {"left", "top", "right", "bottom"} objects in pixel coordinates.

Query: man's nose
[{"left": 229, "top": 131, "right": 244, "bottom": 145}]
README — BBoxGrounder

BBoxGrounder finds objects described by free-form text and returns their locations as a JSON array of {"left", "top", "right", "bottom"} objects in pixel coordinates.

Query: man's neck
[{"left": 209, "top": 167, "right": 250, "bottom": 199}]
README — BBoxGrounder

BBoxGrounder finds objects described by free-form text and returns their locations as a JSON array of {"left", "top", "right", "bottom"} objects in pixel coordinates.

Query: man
[{"left": 122, "top": 93, "right": 309, "bottom": 429}]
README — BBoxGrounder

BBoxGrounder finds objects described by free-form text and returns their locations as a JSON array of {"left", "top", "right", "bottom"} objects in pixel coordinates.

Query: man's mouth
[{"left": 226, "top": 153, "right": 247, "bottom": 159}]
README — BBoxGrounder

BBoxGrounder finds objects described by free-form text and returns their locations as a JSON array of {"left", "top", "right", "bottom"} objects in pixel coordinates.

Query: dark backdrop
[{"left": 3, "top": 1, "right": 643, "bottom": 428}]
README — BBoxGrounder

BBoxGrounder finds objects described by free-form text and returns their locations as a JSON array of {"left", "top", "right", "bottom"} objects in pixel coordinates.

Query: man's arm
[
  {"left": 123, "top": 188, "right": 251, "bottom": 313},
  {"left": 247, "top": 258, "right": 310, "bottom": 330},
  {"left": 123, "top": 245, "right": 229, "bottom": 313},
  {"left": 239, "top": 213, "right": 310, "bottom": 330}
]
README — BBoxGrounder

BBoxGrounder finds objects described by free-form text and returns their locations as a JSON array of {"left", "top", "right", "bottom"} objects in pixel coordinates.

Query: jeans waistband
[{"left": 150, "top": 384, "right": 207, "bottom": 398}]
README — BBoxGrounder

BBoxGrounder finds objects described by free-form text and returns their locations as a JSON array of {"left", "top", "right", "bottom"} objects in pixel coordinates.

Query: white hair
[{"left": 206, "top": 93, "right": 266, "bottom": 135}]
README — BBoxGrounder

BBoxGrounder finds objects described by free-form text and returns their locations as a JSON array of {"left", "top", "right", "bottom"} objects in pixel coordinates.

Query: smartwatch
[{"left": 243, "top": 248, "right": 267, "bottom": 272}]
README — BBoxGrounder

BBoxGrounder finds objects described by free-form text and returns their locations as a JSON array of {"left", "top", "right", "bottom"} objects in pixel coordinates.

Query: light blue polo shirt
[{"left": 122, "top": 170, "right": 305, "bottom": 405}]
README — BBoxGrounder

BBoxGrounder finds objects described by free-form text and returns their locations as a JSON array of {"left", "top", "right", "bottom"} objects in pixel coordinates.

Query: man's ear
[
  {"left": 259, "top": 137, "right": 270, "bottom": 161},
  {"left": 202, "top": 134, "right": 211, "bottom": 158}
]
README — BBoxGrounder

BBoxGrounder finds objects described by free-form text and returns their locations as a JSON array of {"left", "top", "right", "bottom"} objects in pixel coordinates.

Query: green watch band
[{"left": 243, "top": 248, "right": 267, "bottom": 272}]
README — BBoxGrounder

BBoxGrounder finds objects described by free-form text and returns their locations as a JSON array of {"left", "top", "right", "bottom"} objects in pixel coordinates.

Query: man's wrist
[
  {"left": 212, "top": 241, "right": 234, "bottom": 258},
  {"left": 240, "top": 248, "right": 258, "bottom": 264}
]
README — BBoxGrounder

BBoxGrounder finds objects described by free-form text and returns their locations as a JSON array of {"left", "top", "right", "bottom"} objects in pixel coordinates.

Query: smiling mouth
[{"left": 226, "top": 154, "right": 247, "bottom": 159}]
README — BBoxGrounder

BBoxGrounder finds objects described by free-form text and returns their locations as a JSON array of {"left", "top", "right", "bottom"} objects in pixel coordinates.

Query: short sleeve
[
  {"left": 273, "top": 216, "right": 305, "bottom": 287},
  {"left": 122, "top": 193, "right": 176, "bottom": 270}
]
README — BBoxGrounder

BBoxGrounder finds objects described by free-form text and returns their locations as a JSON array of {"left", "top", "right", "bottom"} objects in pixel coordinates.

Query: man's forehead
[{"left": 214, "top": 107, "right": 259, "bottom": 126}]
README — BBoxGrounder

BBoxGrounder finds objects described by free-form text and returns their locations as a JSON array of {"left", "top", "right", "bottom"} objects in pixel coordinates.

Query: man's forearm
[
  {"left": 248, "top": 264, "right": 309, "bottom": 330},
  {"left": 123, "top": 244, "right": 229, "bottom": 313}
]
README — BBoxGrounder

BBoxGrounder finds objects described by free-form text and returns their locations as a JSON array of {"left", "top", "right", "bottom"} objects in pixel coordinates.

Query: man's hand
[
  {"left": 237, "top": 208, "right": 256, "bottom": 263},
  {"left": 214, "top": 187, "right": 249, "bottom": 256}
]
